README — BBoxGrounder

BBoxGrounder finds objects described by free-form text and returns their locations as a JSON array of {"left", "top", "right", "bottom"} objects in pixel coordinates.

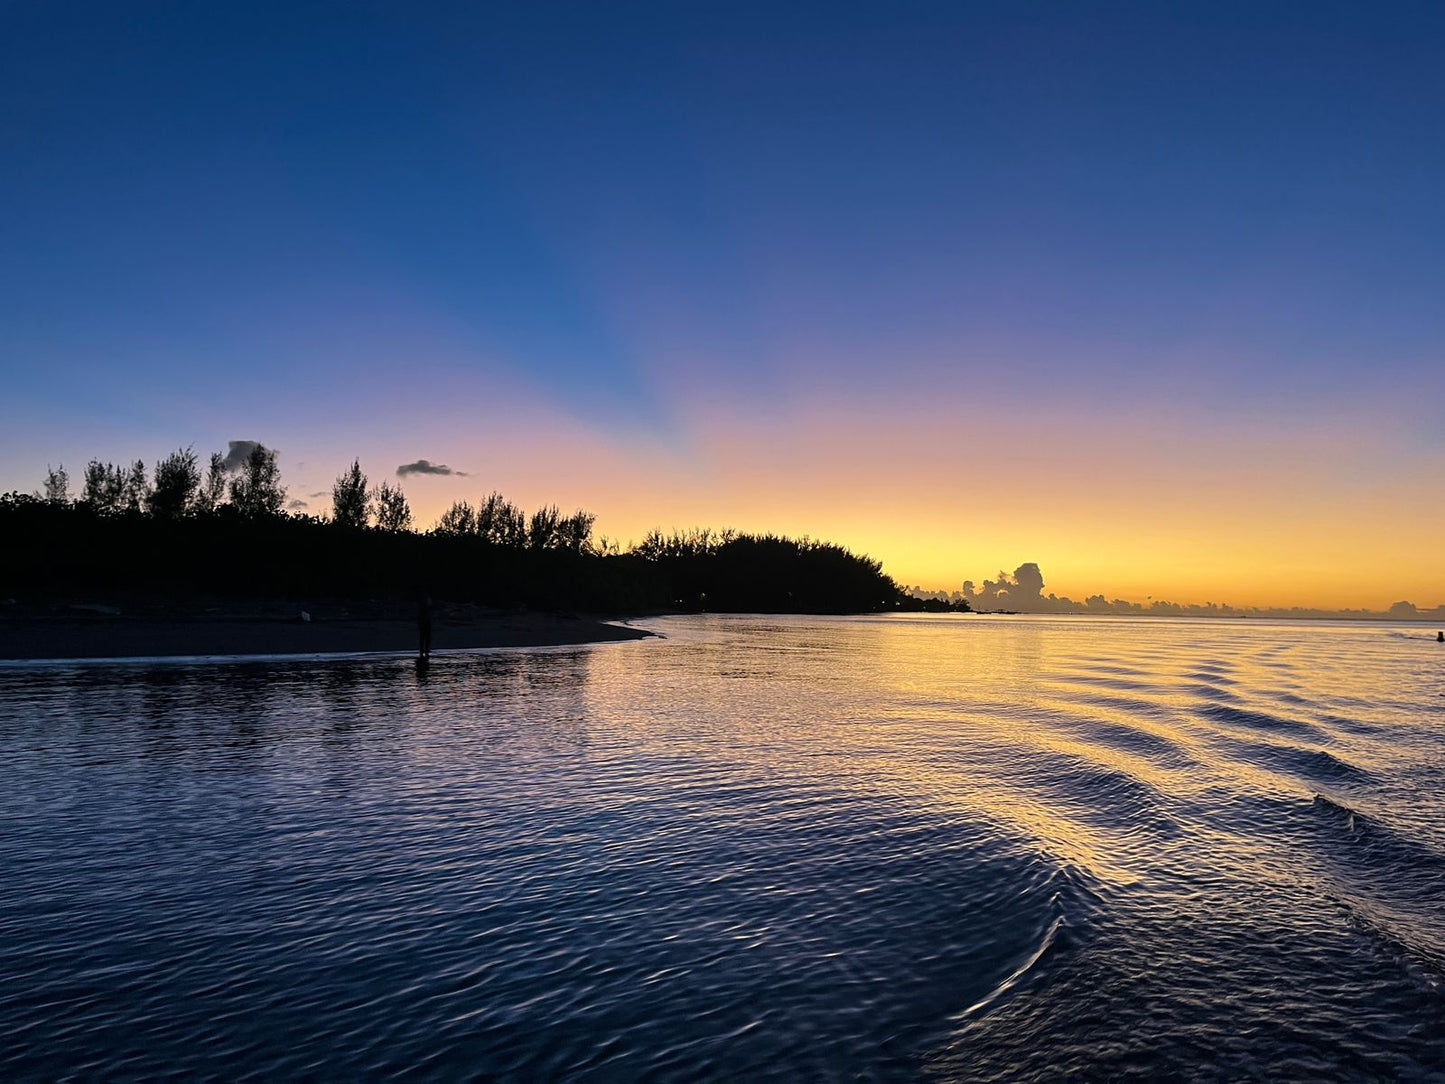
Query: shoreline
[{"left": 0, "top": 606, "right": 654, "bottom": 662}]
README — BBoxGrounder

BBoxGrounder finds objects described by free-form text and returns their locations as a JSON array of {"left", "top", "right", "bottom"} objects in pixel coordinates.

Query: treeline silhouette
[{"left": 8, "top": 448, "right": 916, "bottom": 615}]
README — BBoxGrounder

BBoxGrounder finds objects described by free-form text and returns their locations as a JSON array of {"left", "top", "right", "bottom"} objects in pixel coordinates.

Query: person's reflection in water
[{"left": 417, "top": 591, "right": 433, "bottom": 660}]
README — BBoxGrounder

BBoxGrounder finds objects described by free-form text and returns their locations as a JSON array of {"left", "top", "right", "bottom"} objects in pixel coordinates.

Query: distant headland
[
  {"left": 3, "top": 445, "right": 941, "bottom": 659},
  {"left": 906, "top": 562, "right": 1445, "bottom": 623}
]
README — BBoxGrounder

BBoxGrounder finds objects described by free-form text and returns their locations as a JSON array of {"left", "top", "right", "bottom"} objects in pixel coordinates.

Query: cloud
[
  {"left": 955, "top": 561, "right": 1436, "bottom": 619},
  {"left": 396, "top": 459, "right": 469, "bottom": 477},
  {"left": 966, "top": 562, "right": 1052, "bottom": 611},
  {"left": 287, "top": 499, "right": 309, "bottom": 510},
  {"left": 308, "top": 490, "right": 328, "bottom": 499},
  {"left": 219, "top": 440, "right": 268, "bottom": 472}
]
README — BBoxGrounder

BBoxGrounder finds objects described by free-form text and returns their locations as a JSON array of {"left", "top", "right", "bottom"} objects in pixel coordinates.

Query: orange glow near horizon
[
  {"left": 304, "top": 391, "right": 1445, "bottom": 613},
  {"left": 8, "top": 361, "right": 1440, "bottom": 613}
]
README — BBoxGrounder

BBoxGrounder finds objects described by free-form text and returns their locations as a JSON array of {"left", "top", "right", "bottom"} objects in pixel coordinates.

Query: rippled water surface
[{"left": 3, "top": 615, "right": 1444, "bottom": 1080}]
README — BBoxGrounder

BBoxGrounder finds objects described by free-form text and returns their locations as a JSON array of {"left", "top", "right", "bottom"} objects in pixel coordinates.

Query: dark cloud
[
  {"left": 219, "top": 440, "right": 265, "bottom": 472},
  {"left": 966, "top": 562, "right": 1051, "bottom": 611},
  {"left": 396, "top": 459, "right": 469, "bottom": 477},
  {"left": 308, "top": 490, "right": 328, "bottom": 499},
  {"left": 287, "top": 499, "right": 309, "bottom": 510},
  {"left": 963, "top": 563, "right": 1165, "bottom": 613}
]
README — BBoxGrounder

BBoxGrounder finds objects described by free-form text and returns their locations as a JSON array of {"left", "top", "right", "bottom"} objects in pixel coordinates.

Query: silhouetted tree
[
  {"left": 229, "top": 443, "right": 285, "bottom": 517},
  {"left": 629, "top": 527, "right": 898, "bottom": 612},
  {"left": 196, "top": 452, "right": 228, "bottom": 512},
  {"left": 82, "top": 461, "right": 128, "bottom": 513},
  {"left": 6, "top": 445, "right": 907, "bottom": 616},
  {"left": 559, "top": 509, "right": 596, "bottom": 553},
  {"left": 123, "top": 460, "right": 150, "bottom": 512},
  {"left": 528, "top": 505, "right": 563, "bottom": 550},
  {"left": 148, "top": 448, "right": 200, "bottom": 518},
  {"left": 41, "top": 464, "right": 69, "bottom": 504},
  {"left": 436, "top": 500, "right": 476, "bottom": 536},
  {"left": 374, "top": 480, "right": 411, "bottom": 532},
  {"left": 635, "top": 528, "right": 665, "bottom": 559},
  {"left": 331, "top": 459, "right": 371, "bottom": 528},
  {"left": 477, "top": 491, "right": 526, "bottom": 546},
  {"left": 635, "top": 526, "right": 731, "bottom": 559},
  {"left": 433, "top": 494, "right": 591, "bottom": 552}
]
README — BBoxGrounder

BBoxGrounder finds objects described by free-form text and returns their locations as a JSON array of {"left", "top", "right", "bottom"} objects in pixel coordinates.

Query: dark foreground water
[{"left": 2, "top": 615, "right": 1443, "bottom": 1081}]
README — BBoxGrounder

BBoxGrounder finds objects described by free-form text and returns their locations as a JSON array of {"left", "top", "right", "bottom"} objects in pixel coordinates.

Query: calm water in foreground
[{"left": 2, "top": 614, "right": 1443, "bottom": 1081}]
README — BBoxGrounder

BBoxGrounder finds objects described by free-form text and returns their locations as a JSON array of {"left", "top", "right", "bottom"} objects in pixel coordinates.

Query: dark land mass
[
  {"left": 1, "top": 494, "right": 940, "bottom": 660},
  {"left": 0, "top": 599, "right": 649, "bottom": 661}
]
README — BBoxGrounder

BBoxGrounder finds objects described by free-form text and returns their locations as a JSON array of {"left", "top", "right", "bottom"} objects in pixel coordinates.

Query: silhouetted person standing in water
[{"left": 417, "top": 592, "right": 433, "bottom": 659}]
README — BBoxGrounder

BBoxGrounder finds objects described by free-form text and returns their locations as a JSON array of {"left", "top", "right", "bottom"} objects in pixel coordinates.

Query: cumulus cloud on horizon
[
  {"left": 966, "top": 562, "right": 1048, "bottom": 610},
  {"left": 961, "top": 562, "right": 1180, "bottom": 614},
  {"left": 936, "top": 562, "right": 1443, "bottom": 619},
  {"left": 396, "top": 459, "right": 468, "bottom": 477},
  {"left": 287, "top": 498, "right": 309, "bottom": 510}
]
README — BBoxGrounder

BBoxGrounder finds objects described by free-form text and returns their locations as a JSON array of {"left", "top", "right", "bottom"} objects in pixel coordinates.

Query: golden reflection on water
[{"left": 586, "top": 613, "right": 1442, "bottom": 888}]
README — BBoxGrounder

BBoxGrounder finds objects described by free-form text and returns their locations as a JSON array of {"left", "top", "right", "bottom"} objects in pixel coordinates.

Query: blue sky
[{"left": 3, "top": 2, "right": 1444, "bottom": 603}]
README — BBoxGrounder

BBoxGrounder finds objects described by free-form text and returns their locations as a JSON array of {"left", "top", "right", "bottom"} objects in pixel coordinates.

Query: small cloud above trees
[
  {"left": 287, "top": 499, "right": 309, "bottom": 510},
  {"left": 396, "top": 459, "right": 468, "bottom": 477},
  {"left": 219, "top": 441, "right": 267, "bottom": 472}
]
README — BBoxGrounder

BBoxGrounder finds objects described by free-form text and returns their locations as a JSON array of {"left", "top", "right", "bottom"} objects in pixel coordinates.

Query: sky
[{"left": 3, "top": 1, "right": 1443, "bottom": 609}]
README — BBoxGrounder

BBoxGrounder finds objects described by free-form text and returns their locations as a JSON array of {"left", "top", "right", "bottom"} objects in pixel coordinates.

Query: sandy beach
[{"left": 0, "top": 600, "right": 652, "bottom": 661}]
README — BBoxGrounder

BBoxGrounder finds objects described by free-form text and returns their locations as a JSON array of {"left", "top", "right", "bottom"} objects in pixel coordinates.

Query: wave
[
  {"left": 950, "top": 913, "right": 1068, "bottom": 1024},
  {"left": 1310, "top": 794, "right": 1445, "bottom": 894},
  {"left": 1307, "top": 794, "right": 1445, "bottom": 974},
  {"left": 1042, "top": 711, "right": 1197, "bottom": 769},
  {"left": 1196, "top": 702, "right": 1328, "bottom": 741},
  {"left": 1202, "top": 734, "right": 1374, "bottom": 788}
]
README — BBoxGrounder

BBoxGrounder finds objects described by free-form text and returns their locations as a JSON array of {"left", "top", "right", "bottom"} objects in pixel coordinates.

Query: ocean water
[{"left": 1, "top": 614, "right": 1442, "bottom": 1081}]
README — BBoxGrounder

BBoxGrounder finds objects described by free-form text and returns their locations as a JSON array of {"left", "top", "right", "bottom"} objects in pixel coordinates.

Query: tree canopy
[{"left": 7, "top": 446, "right": 907, "bottom": 615}]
